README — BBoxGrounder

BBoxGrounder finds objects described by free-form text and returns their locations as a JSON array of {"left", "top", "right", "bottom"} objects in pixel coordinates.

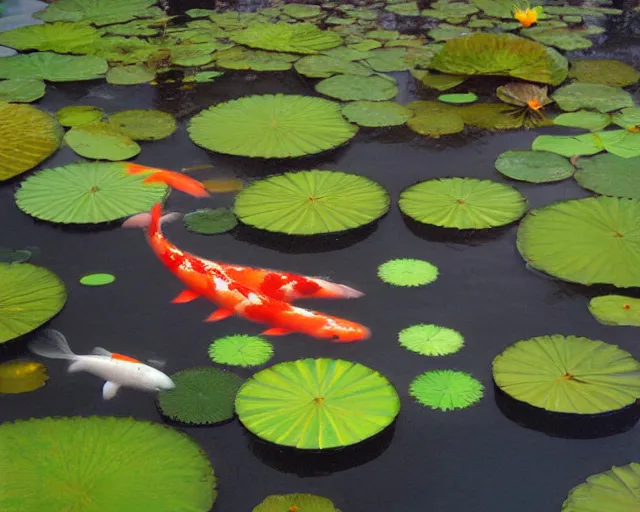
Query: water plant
[
  {"left": 588, "top": 295, "right": 640, "bottom": 327},
  {"left": 409, "top": 370, "right": 484, "bottom": 411},
  {"left": 208, "top": 334, "right": 274, "bottom": 367},
  {"left": 494, "top": 150, "right": 574, "bottom": 183},
  {"left": 253, "top": 494, "right": 341, "bottom": 512},
  {"left": 0, "top": 360, "right": 48, "bottom": 394},
  {"left": 183, "top": 208, "right": 238, "bottom": 235},
  {"left": 377, "top": 258, "right": 439, "bottom": 287},
  {"left": 79, "top": 273, "right": 116, "bottom": 286},
  {"left": 399, "top": 324, "right": 464, "bottom": 356}
]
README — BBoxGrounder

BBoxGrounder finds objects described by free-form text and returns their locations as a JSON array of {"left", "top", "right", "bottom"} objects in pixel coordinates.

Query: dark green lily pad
[
  {"left": 106, "top": 64, "right": 155, "bottom": 85},
  {"left": 0, "top": 79, "right": 45, "bottom": 103},
  {"left": 183, "top": 208, "right": 238, "bottom": 235},
  {"left": 365, "top": 48, "right": 411, "bottom": 72},
  {"left": 406, "top": 100, "right": 464, "bottom": 137},
  {"left": 106, "top": 110, "right": 177, "bottom": 141},
  {"left": 568, "top": 59, "right": 640, "bottom": 88},
  {"left": 574, "top": 154, "right": 640, "bottom": 198},
  {"left": 294, "top": 55, "right": 372, "bottom": 78},
  {"left": 495, "top": 150, "right": 574, "bottom": 183},
  {"left": 315, "top": 74, "right": 398, "bottom": 101},
  {"left": 411, "top": 69, "right": 466, "bottom": 91},
  {"left": 458, "top": 103, "right": 523, "bottom": 130},
  {"left": 341, "top": 101, "right": 412, "bottom": 127},
  {"left": 552, "top": 83, "right": 635, "bottom": 113}
]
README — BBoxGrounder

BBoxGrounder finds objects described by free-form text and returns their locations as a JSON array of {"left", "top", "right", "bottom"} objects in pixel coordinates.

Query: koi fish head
[{"left": 138, "top": 365, "right": 176, "bottom": 391}]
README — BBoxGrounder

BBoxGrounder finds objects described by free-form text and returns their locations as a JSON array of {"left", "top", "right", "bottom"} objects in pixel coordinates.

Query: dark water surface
[{"left": 2, "top": 2, "right": 640, "bottom": 511}]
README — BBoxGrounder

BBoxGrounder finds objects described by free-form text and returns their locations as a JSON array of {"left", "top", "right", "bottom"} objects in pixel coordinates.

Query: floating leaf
[
  {"left": 215, "top": 47, "right": 298, "bottom": 71},
  {"left": 568, "top": 59, "right": 640, "bottom": 88},
  {"left": 183, "top": 208, "right": 238, "bottom": 235},
  {"left": 494, "top": 150, "right": 574, "bottom": 183},
  {"left": 208, "top": 334, "right": 274, "bottom": 367},
  {"left": 612, "top": 107, "right": 640, "bottom": 131},
  {"left": 341, "top": 100, "right": 412, "bottom": 127},
  {"left": 188, "top": 94, "right": 357, "bottom": 158},
  {"left": 106, "top": 64, "right": 155, "bottom": 85},
  {"left": 399, "top": 177, "right": 527, "bottom": 229},
  {"left": 253, "top": 494, "right": 340, "bottom": 512},
  {"left": 186, "top": 71, "right": 224, "bottom": 83},
  {"left": 544, "top": 5, "right": 621, "bottom": 16},
  {"left": 0, "top": 21, "right": 101, "bottom": 53},
  {"left": 365, "top": 48, "right": 411, "bottom": 72},
  {"left": 427, "top": 24, "right": 476, "bottom": 42},
  {"left": 596, "top": 130, "right": 640, "bottom": 159},
  {"left": 406, "top": 100, "right": 464, "bottom": 137},
  {"left": 428, "top": 33, "right": 568, "bottom": 85},
  {"left": 234, "top": 170, "right": 389, "bottom": 235},
  {"left": 0, "top": 263, "right": 66, "bottom": 344},
  {"left": 0, "top": 102, "right": 63, "bottom": 181},
  {"left": 438, "top": 93, "right": 478, "bottom": 104},
  {"left": 531, "top": 133, "right": 604, "bottom": 158},
  {"left": 410, "top": 370, "right": 484, "bottom": 411},
  {"left": 386, "top": 2, "right": 421, "bottom": 16},
  {"left": 574, "top": 154, "right": 640, "bottom": 198},
  {"left": 0, "top": 248, "right": 32, "bottom": 264},
  {"left": 157, "top": 367, "right": 244, "bottom": 425},
  {"left": 0, "top": 360, "right": 48, "bottom": 394},
  {"left": 411, "top": 69, "right": 467, "bottom": 91},
  {"left": 492, "top": 335, "right": 640, "bottom": 414},
  {"left": 522, "top": 27, "right": 593, "bottom": 51},
  {"left": 553, "top": 111, "right": 611, "bottom": 131},
  {"left": 281, "top": 3, "right": 322, "bottom": 19},
  {"left": 79, "top": 273, "right": 115, "bottom": 286},
  {"left": 562, "top": 463, "right": 640, "bottom": 512},
  {"left": 316, "top": 74, "right": 398, "bottom": 101},
  {"left": 107, "top": 110, "right": 176, "bottom": 141},
  {"left": 0, "top": 78, "right": 45, "bottom": 102},
  {"left": 471, "top": 0, "right": 516, "bottom": 18},
  {"left": 75, "top": 36, "right": 158, "bottom": 64},
  {"left": 0, "top": 52, "right": 107, "bottom": 81},
  {"left": 457, "top": 103, "right": 525, "bottom": 130},
  {"left": 377, "top": 258, "right": 439, "bottom": 287},
  {"left": 399, "top": 324, "right": 464, "bottom": 356},
  {"left": 231, "top": 22, "right": 341, "bottom": 54},
  {"left": 588, "top": 295, "right": 640, "bottom": 327},
  {"left": 201, "top": 178, "right": 243, "bottom": 193},
  {"left": 0, "top": 416, "right": 217, "bottom": 510},
  {"left": 170, "top": 43, "right": 219, "bottom": 67},
  {"left": 56, "top": 105, "right": 103, "bottom": 127},
  {"left": 34, "top": 0, "right": 161, "bottom": 25},
  {"left": 15, "top": 162, "right": 168, "bottom": 224},
  {"left": 552, "top": 83, "right": 635, "bottom": 113},
  {"left": 64, "top": 122, "right": 141, "bottom": 161},
  {"left": 235, "top": 358, "right": 401, "bottom": 449},
  {"left": 294, "top": 55, "right": 373, "bottom": 78},
  {"left": 516, "top": 196, "right": 640, "bottom": 287}
]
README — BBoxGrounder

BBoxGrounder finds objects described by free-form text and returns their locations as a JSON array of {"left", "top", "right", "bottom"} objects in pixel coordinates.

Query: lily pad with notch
[
  {"left": 183, "top": 208, "right": 238, "bottom": 235},
  {"left": 315, "top": 74, "right": 398, "bottom": 101},
  {"left": 341, "top": 101, "right": 412, "bottom": 127},
  {"left": 0, "top": 79, "right": 45, "bottom": 103},
  {"left": 552, "top": 83, "right": 635, "bottom": 114},
  {"left": 0, "top": 52, "right": 107, "bottom": 82},
  {"left": 106, "top": 110, "right": 176, "bottom": 141},
  {"left": 588, "top": 295, "right": 640, "bottom": 327},
  {"left": 64, "top": 122, "right": 141, "bottom": 161},
  {"left": 567, "top": 59, "right": 640, "bottom": 88},
  {"left": 494, "top": 150, "right": 574, "bottom": 183},
  {"left": 574, "top": 154, "right": 640, "bottom": 198}
]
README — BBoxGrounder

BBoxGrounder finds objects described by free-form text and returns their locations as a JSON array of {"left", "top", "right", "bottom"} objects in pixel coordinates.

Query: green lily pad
[
  {"left": 399, "top": 324, "right": 464, "bottom": 356},
  {"left": 106, "top": 64, "right": 155, "bottom": 85},
  {"left": 253, "top": 494, "right": 340, "bottom": 512},
  {"left": 185, "top": 71, "right": 224, "bottom": 83},
  {"left": 231, "top": 22, "right": 341, "bottom": 54},
  {"left": 562, "top": 463, "right": 640, "bottom": 512},
  {"left": 0, "top": 78, "right": 45, "bottom": 103},
  {"left": 438, "top": 93, "right": 478, "bottom": 104},
  {"left": 522, "top": 27, "right": 593, "bottom": 51},
  {"left": 568, "top": 59, "right": 640, "bottom": 88},
  {"left": 458, "top": 103, "right": 526, "bottom": 130},
  {"left": 532, "top": 133, "right": 604, "bottom": 158},
  {"left": 386, "top": 2, "right": 421, "bottom": 16},
  {"left": 0, "top": 52, "right": 107, "bottom": 82},
  {"left": 366, "top": 30, "right": 400, "bottom": 41},
  {"left": 34, "top": 0, "right": 161, "bottom": 25},
  {"left": 294, "top": 54, "right": 372, "bottom": 78},
  {"left": 315, "top": 74, "right": 398, "bottom": 101},
  {"left": 0, "top": 102, "right": 63, "bottom": 181},
  {"left": 378, "top": 258, "right": 439, "bottom": 287},
  {"left": 574, "top": 154, "right": 640, "bottom": 198},
  {"left": 553, "top": 111, "right": 612, "bottom": 131},
  {"left": 74, "top": 36, "right": 158, "bottom": 65},
  {"left": 597, "top": 130, "right": 640, "bottom": 159},
  {"left": 64, "top": 122, "right": 141, "bottom": 161},
  {"left": 588, "top": 295, "right": 640, "bottom": 327},
  {"left": 15, "top": 162, "right": 168, "bottom": 224},
  {"left": 235, "top": 358, "right": 401, "bottom": 449},
  {"left": 411, "top": 69, "right": 467, "bottom": 91},
  {"left": 348, "top": 39, "right": 382, "bottom": 51},
  {"left": 612, "top": 107, "right": 640, "bottom": 131},
  {"left": 79, "top": 273, "right": 115, "bottom": 286},
  {"left": 399, "top": 177, "right": 527, "bottom": 229},
  {"left": 516, "top": 196, "right": 640, "bottom": 287},
  {"left": 341, "top": 101, "right": 412, "bottom": 127},
  {"left": 0, "top": 263, "right": 66, "bottom": 344},
  {"left": 106, "top": 110, "right": 176, "bottom": 141},
  {"left": 410, "top": 370, "right": 484, "bottom": 411},
  {"left": 281, "top": 3, "right": 322, "bottom": 19},
  {"left": 233, "top": 169, "right": 389, "bottom": 235},
  {"left": 0, "top": 416, "right": 217, "bottom": 510},
  {"left": 208, "top": 334, "right": 274, "bottom": 367},
  {"left": 365, "top": 48, "right": 411, "bottom": 72},
  {"left": 0, "top": 21, "right": 101, "bottom": 53},
  {"left": 494, "top": 150, "right": 574, "bottom": 183},
  {"left": 183, "top": 208, "right": 237, "bottom": 235},
  {"left": 188, "top": 94, "right": 357, "bottom": 158},
  {"left": 56, "top": 105, "right": 103, "bottom": 127},
  {"left": 552, "top": 83, "right": 635, "bottom": 113},
  {"left": 214, "top": 47, "right": 296, "bottom": 71},
  {"left": 544, "top": 5, "right": 621, "bottom": 16},
  {"left": 170, "top": 43, "right": 219, "bottom": 67},
  {"left": 423, "top": 2, "right": 479, "bottom": 21},
  {"left": 406, "top": 100, "right": 464, "bottom": 137},
  {"left": 492, "top": 335, "right": 640, "bottom": 414},
  {"left": 470, "top": 0, "right": 514, "bottom": 18},
  {"left": 157, "top": 367, "right": 244, "bottom": 425},
  {"left": 428, "top": 33, "right": 568, "bottom": 85},
  {"left": 104, "top": 18, "right": 165, "bottom": 37}
]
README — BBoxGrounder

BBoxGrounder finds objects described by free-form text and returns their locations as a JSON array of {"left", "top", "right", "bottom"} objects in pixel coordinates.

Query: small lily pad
[
  {"left": 399, "top": 324, "right": 464, "bottom": 356},
  {"left": 377, "top": 258, "right": 439, "bottom": 287},
  {"left": 495, "top": 150, "right": 574, "bottom": 183},
  {"left": 208, "top": 334, "right": 274, "bottom": 367},
  {"left": 183, "top": 208, "right": 238, "bottom": 235},
  {"left": 106, "top": 64, "right": 155, "bottom": 85},
  {"left": 55, "top": 105, "right": 103, "bottom": 127},
  {"left": 64, "top": 122, "right": 141, "bottom": 161},
  {"left": 341, "top": 101, "right": 412, "bottom": 127},
  {"left": 410, "top": 370, "right": 484, "bottom": 411},
  {"left": 411, "top": 69, "right": 466, "bottom": 91},
  {"left": 294, "top": 55, "right": 373, "bottom": 78},
  {"left": 79, "top": 273, "right": 115, "bottom": 286},
  {"left": 315, "top": 74, "right": 398, "bottom": 101},
  {"left": 588, "top": 295, "right": 640, "bottom": 327},
  {"left": 106, "top": 110, "right": 176, "bottom": 141},
  {"left": 438, "top": 92, "right": 478, "bottom": 104},
  {"left": 0, "top": 78, "right": 45, "bottom": 103},
  {"left": 253, "top": 494, "right": 340, "bottom": 512}
]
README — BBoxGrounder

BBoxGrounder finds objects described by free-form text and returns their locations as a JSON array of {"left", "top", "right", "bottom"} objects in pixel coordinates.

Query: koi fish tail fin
[
  {"left": 124, "top": 162, "right": 155, "bottom": 175},
  {"left": 122, "top": 203, "right": 181, "bottom": 235},
  {"left": 28, "top": 329, "right": 78, "bottom": 360},
  {"left": 143, "top": 172, "right": 210, "bottom": 198}
]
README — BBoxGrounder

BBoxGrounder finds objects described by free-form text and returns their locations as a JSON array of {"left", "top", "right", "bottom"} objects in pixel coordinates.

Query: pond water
[{"left": 1, "top": 1, "right": 640, "bottom": 511}]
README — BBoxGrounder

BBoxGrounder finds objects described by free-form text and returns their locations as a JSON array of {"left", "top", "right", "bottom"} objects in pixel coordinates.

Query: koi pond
[{"left": 1, "top": 0, "right": 640, "bottom": 510}]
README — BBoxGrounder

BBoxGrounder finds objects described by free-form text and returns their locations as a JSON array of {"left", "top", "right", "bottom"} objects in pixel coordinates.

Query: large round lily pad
[
  {"left": 15, "top": 162, "right": 168, "bottom": 224},
  {"left": 574, "top": 154, "right": 640, "bottom": 198},
  {"left": 562, "top": 463, "right": 640, "bottom": 512},
  {"left": 233, "top": 169, "right": 390, "bottom": 235},
  {"left": 315, "top": 74, "right": 398, "bottom": 101},
  {"left": 516, "top": 196, "right": 640, "bottom": 287},
  {"left": 64, "top": 122, "right": 141, "bottom": 161},
  {"left": 493, "top": 335, "right": 640, "bottom": 414},
  {"left": 495, "top": 150, "right": 574, "bottom": 183},
  {"left": 34, "top": 0, "right": 160, "bottom": 25},
  {"left": 107, "top": 109, "right": 177, "bottom": 141},
  {"left": 231, "top": 22, "right": 341, "bottom": 54},
  {"left": 0, "top": 263, "right": 66, "bottom": 344},
  {"left": 589, "top": 295, "right": 640, "bottom": 327},
  {"left": 235, "top": 358, "right": 401, "bottom": 449},
  {"left": 399, "top": 177, "right": 528, "bottom": 229},
  {"left": 0, "top": 78, "right": 45, "bottom": 103},
  {"left": 552, "top": 82, "right": 635, "bottom": 113},
  {"left": 0, "top": 416, "right": 216, "bottom": 511},
  {"left": 0, "top": 102, "right": 63, "bottom": 181},
  {"left": 0, "top": 21, "right": 101, "bottom": 53},
  {"left": 0, "top": 52, "right": 107, "bottom": 81},
  {"left": 188, "top": 94, "right": 357, "bottom": 158}
]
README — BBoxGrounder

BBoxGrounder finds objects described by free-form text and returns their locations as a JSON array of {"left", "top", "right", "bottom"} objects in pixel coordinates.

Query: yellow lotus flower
[{"left": 513, "top": 4, "right": 543, "bottom": 27}]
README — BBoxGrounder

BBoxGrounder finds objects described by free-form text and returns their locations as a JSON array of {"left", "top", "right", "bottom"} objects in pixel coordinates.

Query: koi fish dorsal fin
[
  {"left": 92, "top": 347, "right": 112, "bottom": 357},
  {"left": 111, "top": 353, "right": 141, "bottom": 364}
]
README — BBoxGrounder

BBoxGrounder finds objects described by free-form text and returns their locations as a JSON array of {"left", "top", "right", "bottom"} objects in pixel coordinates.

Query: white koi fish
[{"left": 28, "top": 329, "right": 175, "bottom": 400}]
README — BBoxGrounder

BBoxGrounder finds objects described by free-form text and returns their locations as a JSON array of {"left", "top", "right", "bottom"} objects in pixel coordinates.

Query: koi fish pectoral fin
[
  {"left": 103, "top": 381, "right": 120, "bottom": 400},
  {"left": 171, "top": 290, "right": 200, "bottom": 304},
  {"left": 204, "top": 308, "right": 234, "bottom": 322},
  {"left": 262, "top": 327, "right": 293, "bottom": 336}
]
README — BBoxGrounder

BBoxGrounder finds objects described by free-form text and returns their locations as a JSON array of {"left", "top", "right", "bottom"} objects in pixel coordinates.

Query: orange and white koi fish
[
  {"left": 28, "top": 329, "right": 175, "bottom": 399},
  {"left": 125, "top": 163, "right": 210, "bottom": 198},
  {"left": 123, "top": 204, "right": 370, "bottom": 342}
]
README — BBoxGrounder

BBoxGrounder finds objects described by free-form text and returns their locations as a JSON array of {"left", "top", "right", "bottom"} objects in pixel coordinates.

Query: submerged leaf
[
  {"left": 183, "top": 208, "right": 237, "bottom": 235},
  {"left": 0, "top": 360, "right": 48, "bottom": 394}
]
